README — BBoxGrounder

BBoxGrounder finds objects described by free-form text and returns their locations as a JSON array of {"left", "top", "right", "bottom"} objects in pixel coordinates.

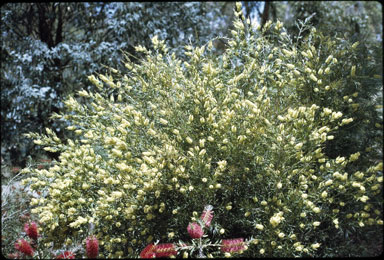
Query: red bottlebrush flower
[
  {"left": 187, "top": 222, "right": 204, "bottom": 239},
  {"left": 200, "top": 205, "right": 214, "bottom": 227},
  {"left": 140, "top": 244, "right": 156, "bottom": 258},
  {"left": 155, "top": 243, "right": 177, "bottom": 258},
  {"left": 86, "top": 236, "right": 99, "bottom": 258},
  {"left": 14, "top": 239, "right": 34, "bottom": 256},
  {"left": 56, "top": 251, "right": 76, "bottom": 259},
  {"left": 57, "top": 251, "right": 76, "bottom": 259},
  {"left": 221, "top": 238, "right": 245, "bottom": 253},
  {"left": 24, "top": 221, "right": 39, "bottom": 240}
]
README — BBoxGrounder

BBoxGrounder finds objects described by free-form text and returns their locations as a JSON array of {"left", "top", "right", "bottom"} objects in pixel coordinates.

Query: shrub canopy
[{"left": 22, "top": 4, "right": 383, "bottom": 258}]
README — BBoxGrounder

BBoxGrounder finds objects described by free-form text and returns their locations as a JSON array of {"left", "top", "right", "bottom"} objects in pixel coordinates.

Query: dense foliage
[
  {"left": 20, "top": 4, "right": 383, "bottom": 258},
  {"left": 280, "top": 1, "right": 383, "bottom": 169}
]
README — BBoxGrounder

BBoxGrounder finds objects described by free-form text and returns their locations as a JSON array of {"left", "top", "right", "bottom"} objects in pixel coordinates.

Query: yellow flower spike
[
  {"left": 33, "top": 139, "right": 43, "bottom": 145},
  {"left": 160, "top": 118, "right": 168, "bottom": 125},
  {"left": 255, "top": 224, "right": 264, "bottom": 230},
  {"left": 309, "top": 74, "right": 318, "bottom": 82},
  {"left": 286, "top": 63, "right": 295, "bottom": 69},
  {"left": 352, "top": 41, "right": 359, "bottom": 49},
  {"left": 186, "top": 137, "right": 193, "bottom": 144},
  {"left": 325, "top": 55, "right": 333, "bottom": 64},
  {"left": 306, "top": 49, "right": 313, "bottom": 59},
  {"left": 282, "top": 48, "right": 292, "bottom": 57}
]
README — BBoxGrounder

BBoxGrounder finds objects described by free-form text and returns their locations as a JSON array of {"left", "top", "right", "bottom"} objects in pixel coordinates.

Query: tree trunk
[
  {"left": 270, "top": 2, "right": 276, "bottom": 22},
  {"left": 37, "top": 3, "right": 54, "bottom": 48},
  {"left": 261, "top": 1, "right": 270, "bottom": 28},
  {"left": 55, "top": 4, "right": 63, "bottom": 46}
]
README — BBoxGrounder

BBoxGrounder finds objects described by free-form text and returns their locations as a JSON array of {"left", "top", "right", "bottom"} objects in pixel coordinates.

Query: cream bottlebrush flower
[
  {"left": 255, "top": 224, "right": 264, "bottom": 230},
  {"left": 294, "top": 143, "right": 303, "bottom": 150},
  {"left": 341, "top": 118, "right": 353, "bottom": 125},
  {"left": 360, "top": 195, "right": 369, "bottom": 203},
  {"left": 321, "top": 191, "right": 328, "bottom": 198},
  {"left": 159, "top": 118, "right": 168, "bottom": 125},
  {"left": 270, "top": 212, "right": 284, "bottom": 227},
  {"left": 286, "top": 64, "right": 295, "bottom": 69},
  {"left": 310, "top": 74, "right": 318, "bottom": 82},
  {"left": 186, "top": 137, "right": 193, "bottom": 144},
  {"left": 325, "top": 55, "right": 333, "bottom": 64},
  {"left": 333, "top": 218, "right": 339, "bottom": 226}
]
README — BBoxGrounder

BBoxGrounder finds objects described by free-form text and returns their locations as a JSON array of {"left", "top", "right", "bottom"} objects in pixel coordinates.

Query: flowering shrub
[{"left": 21, "top": 2, "right": 382, "bottom": 257}]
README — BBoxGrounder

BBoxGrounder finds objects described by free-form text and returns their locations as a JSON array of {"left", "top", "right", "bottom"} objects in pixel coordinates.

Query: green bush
[
  {"left": 22, "top": 3, "right": 382, "bottom": 257},
  {"left": 279, "top": 1, "right": 383, "bottom": 173},
  {"left": 290, "top": 25, "right": 383, "bottom": 171}
]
